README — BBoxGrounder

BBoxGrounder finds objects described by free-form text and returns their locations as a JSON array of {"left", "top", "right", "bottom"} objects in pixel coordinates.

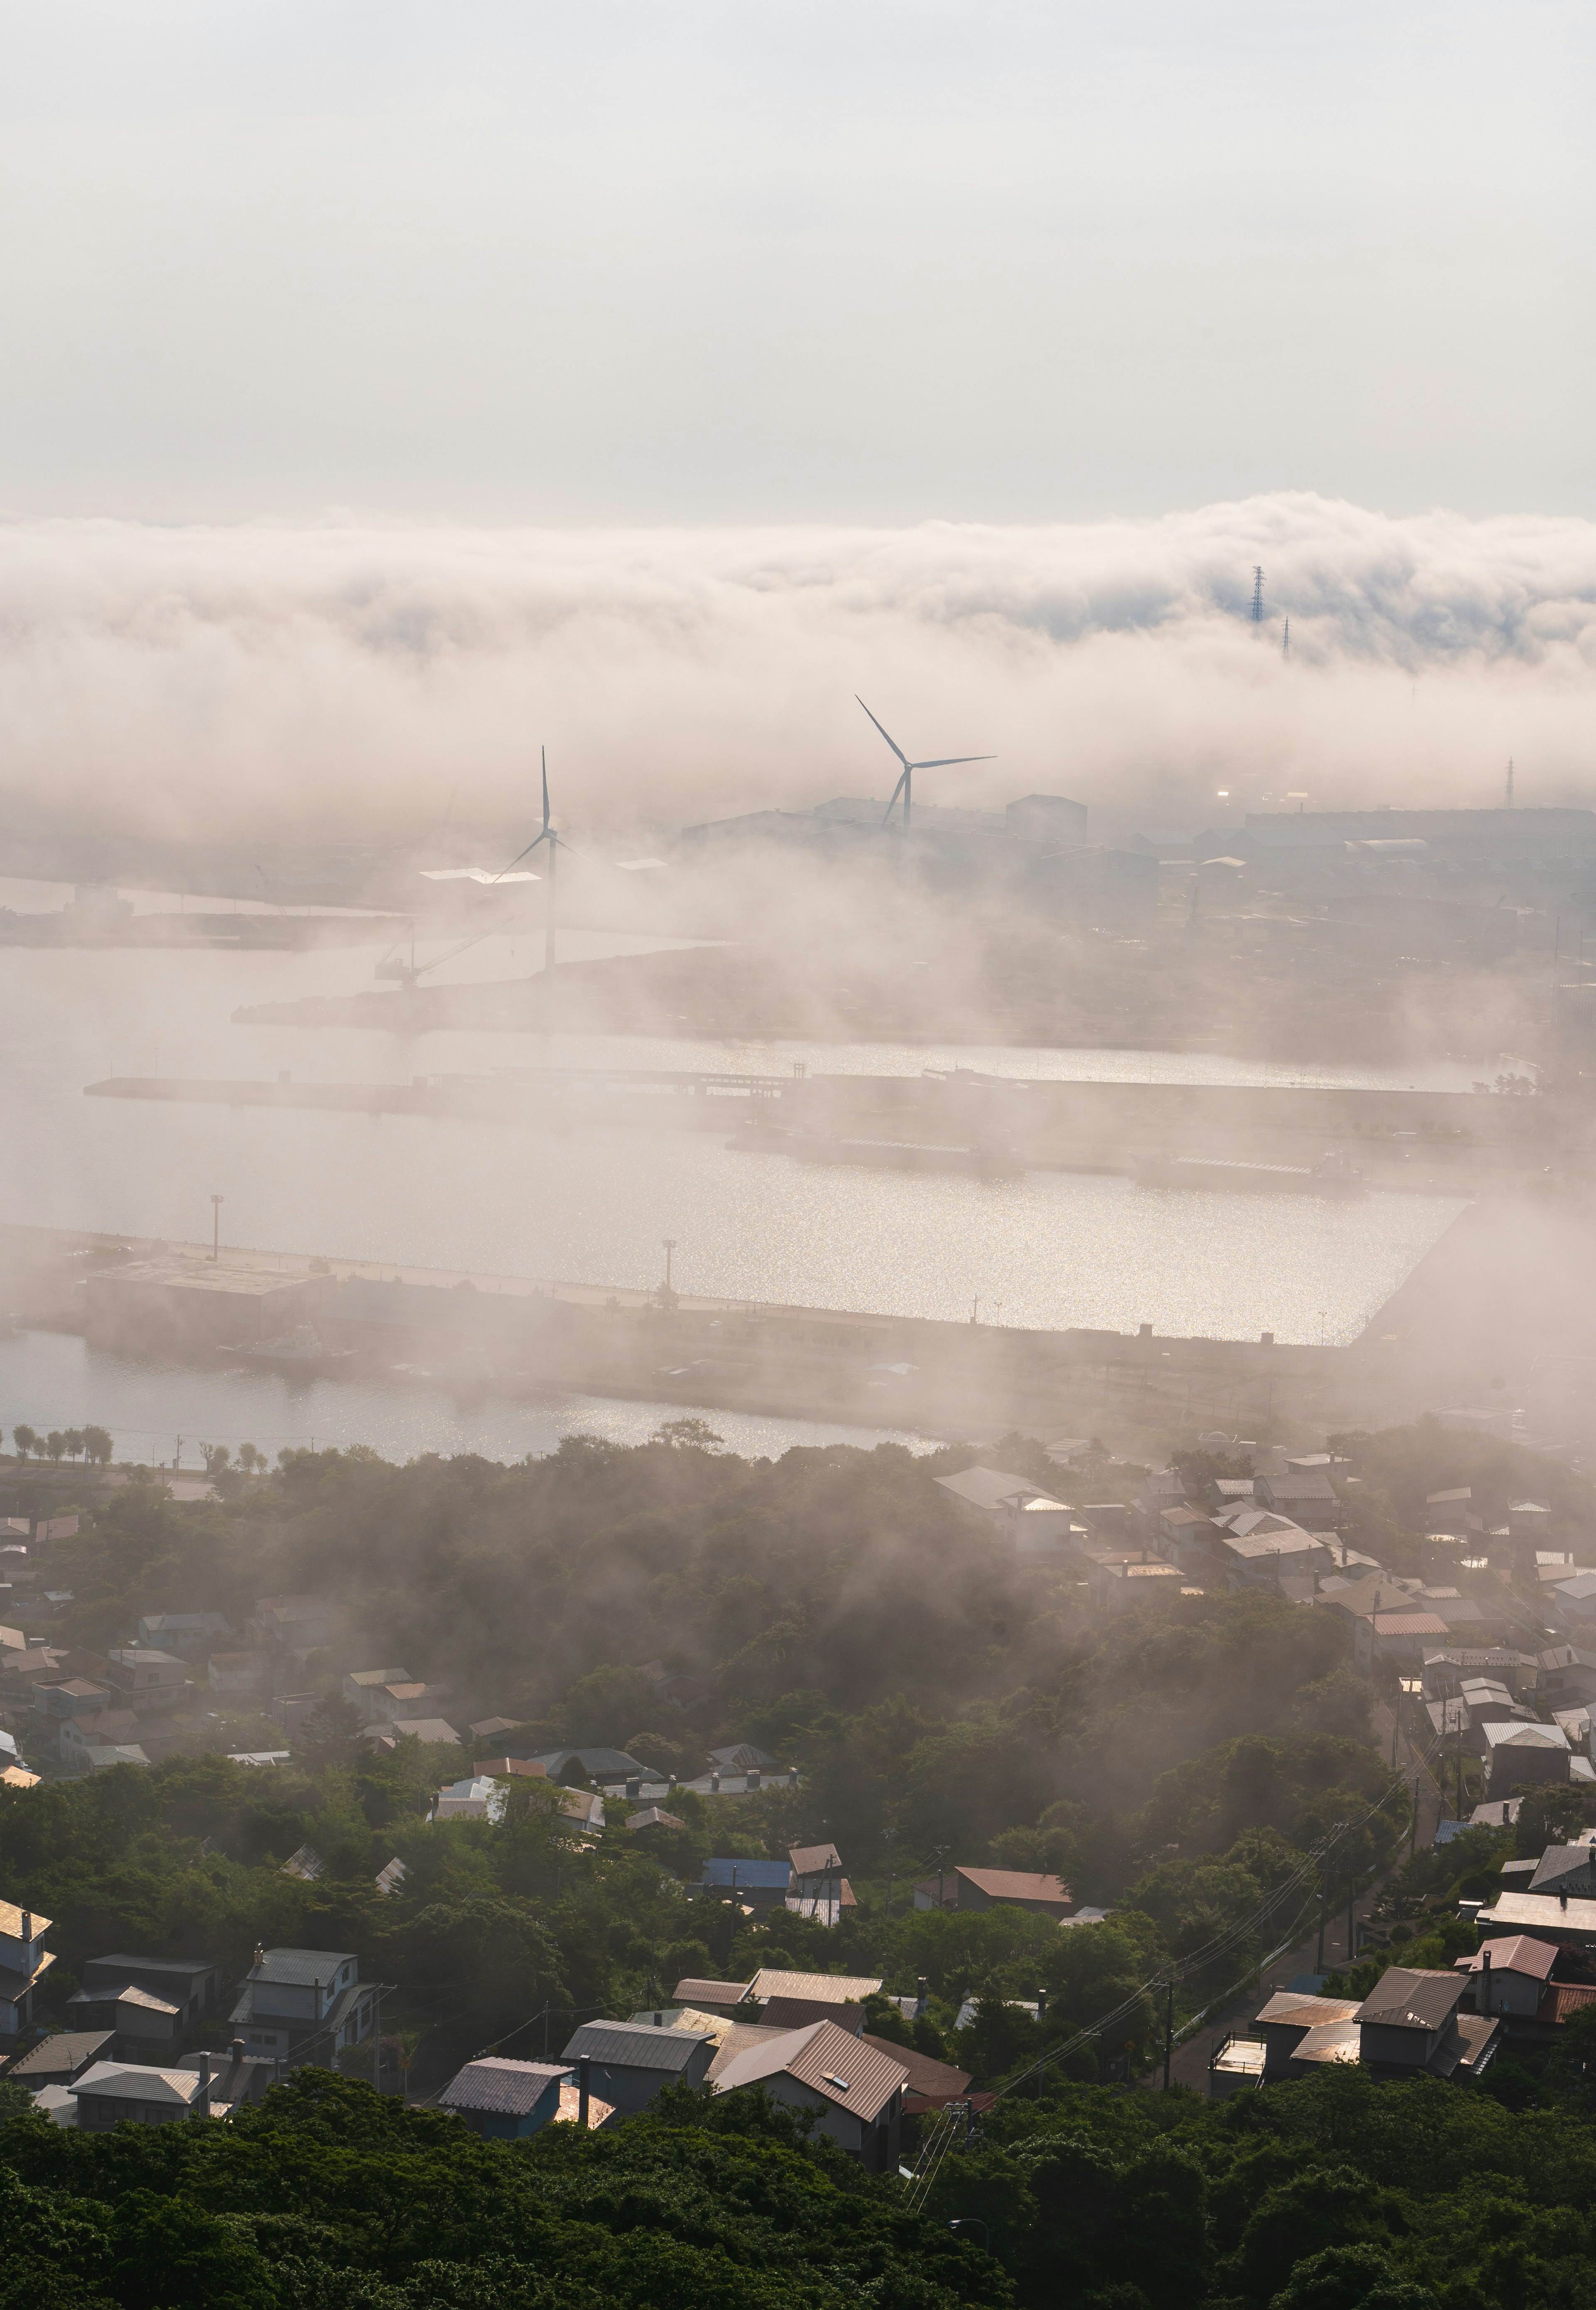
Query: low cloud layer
[{"left": 2, "top": 492, "right": 1595, "bottom": 855}]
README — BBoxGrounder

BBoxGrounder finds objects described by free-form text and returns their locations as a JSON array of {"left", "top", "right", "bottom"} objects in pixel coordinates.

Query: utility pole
[
  {"left": 660, "top": 1239, "right": 677, "bottom": 1303},
  {"left": 1347, "top": 1881, "right": 1356, "bottom": 1967},
  {"left": 210, "top": 1194, "right": 223, "bottom": 1261},
  {"left": 1163, "top": 1976, "right": 1175, "bottom": 2090},
  {"left": 1410, "top": 1773, "right": 1419, "bottom": 1859},
  {"left": 883, "top": 1824, "right": 896, "bottom": 1920},
  {"left": 1316, "top": 1868, "right": 1327, "bottom": 1974},
  {"left": 1251, "top": 566, "right": 1265, "bottom": 624}
]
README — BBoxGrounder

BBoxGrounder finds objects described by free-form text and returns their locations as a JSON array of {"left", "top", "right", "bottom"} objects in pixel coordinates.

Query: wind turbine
[
  {"left": 855, "top": 697, "right": 994, "bottom": 831},
  {"left": 500, "top": 747, "right": 569, "bottom": 972}
]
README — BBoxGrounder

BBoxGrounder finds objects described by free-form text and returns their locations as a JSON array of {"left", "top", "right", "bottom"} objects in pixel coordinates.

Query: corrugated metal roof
[
  {"left": 1256, "top": 1991, "right": 1361, "bottom": 2027},
  {"left": 788, "top": 1843, "right": 842, "bottom": 1877},
  {"left": 672, "top": 1977, "right": 752, "bottom": 2008},
  {"left": 70, "top": 2061, "right": 201, "bottom": 2106},
  {"left": 714, "top": 2017, "right": 909, "bottom": 2123},
  {"left": 747, "top": 1967, "right": 883, "bottom": 2004},
  {"left": 1459, "top": 1934, "right": 1557, "bottom": 1981},
  {"left": 247, "top": 1948, "right": 356, "bottom": 1984},
  {"left": 702, "top": 1858, "right": 791, "bottom": 1891},
  {"left": 562, "top": 2019, "right": 714, "bottom": 2071},
  {"left": 0, "top": 1901, "right": 51, "bottom": 1938},
  {"left": 439, "top": 2058, "right": 570, "bottom": 2116},
  {"left": 1357, "top": 1968, "right": 1462, "bottom": 2030},
  {"left": 956, "top": 1867, "right": 1071, "bottom": 1906}
]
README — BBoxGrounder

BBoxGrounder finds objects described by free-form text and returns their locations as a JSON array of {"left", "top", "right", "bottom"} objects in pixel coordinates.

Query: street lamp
[
  {"left": 660, "top": 1239, "right": 677, "bottom": 1305},
  {"left": 210, "top": 1194, "right": 224, "bottom": 1262}
]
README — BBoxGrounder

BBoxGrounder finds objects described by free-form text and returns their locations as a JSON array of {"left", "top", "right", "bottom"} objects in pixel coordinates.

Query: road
[{"left": 1156, "top": 1692, "right": 1450, "bottom": 2093}]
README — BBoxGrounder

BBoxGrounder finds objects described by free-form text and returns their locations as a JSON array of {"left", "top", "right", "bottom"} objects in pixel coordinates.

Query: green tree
[
  {"left": 44, "top": 1432, "right": 65, "bottom": 1465},
  {"left": 81, "top": 1426, "right": 113, "bottom": 1467},
  {"left": 62, "top": 1428, "right": 85, "bottom": 1464},
  {"left": 12, "top": 1425, "right": 36, "bottom": 1460}
]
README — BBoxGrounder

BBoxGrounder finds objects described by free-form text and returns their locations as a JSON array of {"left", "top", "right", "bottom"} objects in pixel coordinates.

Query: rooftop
[
  {"left": 1357, "top": 1968, "right": 1464, "bottom": 2031},
  {"left": 69, "top": 2060, "right": 205, "bottom": 2107},
  {"left": 562, "top": 2019, "right": 714, "bottom": 2072},
  {"left": 0, "top": 1901, "right": 51, "bottom": 1939},
  {"left": 746, "top": 1967, "right": 883, "bottom": 2005},
  {"left": 1456, "top": 1935, "right": 1558, "bottom": 1982},
  {"left": 955, "top": 1867, "right": 1072, "bottom": 1906},
  {"left": 438, "top": 2057, "right": 571, "bottom": 2117},
  {"left": 713, "top": 2017, "right": 909, "bottom": 2124},
  {"left": 245, "top": 1948, "right": 356, "bottom": 1985}
]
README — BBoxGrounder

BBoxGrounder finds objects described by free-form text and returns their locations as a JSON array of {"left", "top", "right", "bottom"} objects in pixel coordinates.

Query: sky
[{"left": 0, "top": 0, "right": 1590, "bottom": 527}]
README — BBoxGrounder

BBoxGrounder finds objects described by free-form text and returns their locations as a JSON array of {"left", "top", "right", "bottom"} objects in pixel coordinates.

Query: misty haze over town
[{"left": 2, "top": 6, "right": 1596, "bottom": 2305}]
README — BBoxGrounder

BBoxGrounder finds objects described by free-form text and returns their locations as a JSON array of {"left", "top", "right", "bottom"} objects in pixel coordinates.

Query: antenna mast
[{"left": 1251, "top": 566, "right": 1264, "bottom": 624}]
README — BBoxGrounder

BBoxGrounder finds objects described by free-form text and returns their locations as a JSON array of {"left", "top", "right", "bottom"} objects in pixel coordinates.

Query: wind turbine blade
[
  {"left": 501, "top": 829, "right": 551, "bottom": 873},
  {"left": 855, "top": 696, "right": 910, "bottom": 769},
  {"left": 909, "top": 755, "right": 996, "bottom": 770},
  {"left": 881, "top": 768, "right": 910, "bottom": 825},
  {"left": 541, "top": 746, "right": 550, "bottom": 833}
]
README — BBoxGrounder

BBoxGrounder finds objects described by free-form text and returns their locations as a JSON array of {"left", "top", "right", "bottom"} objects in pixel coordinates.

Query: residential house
[
  {"left": 34, "top": 1677, "right": 113, "bottom": 1726},
  {"left": 61, "top": 1979, "right": 188, "bottom": 2051},
  {"left": 80, "top": 1953, "right": 222, "bottom": 2019},
  {"left": 713, "top": 2017, "right": 908, "bottom": 2172},
  {"left": 559, "top": 2018, "right": 714, "bottom": 2115},
  {"left": 473, "top": 1757, "right": 548, "bottom": 1781},
  {"left": 699, "top": 1858, "right": 792, "bottom": 1915},
  {"left": 1484, "top": 1719, "right": 1575, "bottom": 1794},
  {"left": 230, "top": 1946, "right": 376, "bottom": 2066},
  {"left": 1252, "top": 1990, "right": 1363, "bottom": 2081},
  {"left": 389, "top": 1716, "right": 460, "bottom": 1745},
  {"left": 2, "top": 2031, "right": 113, "bottom": 2089},
  {"left": 1528, "top": 1840, "right": 1596, "bottom": 1898},
  {"left": 253, "top": 1596, "right": 338, "bottom": 1652},
  {"left": 1217, "top": 1524, "right": 1332, "bottom": 1593},
  {"left": 1226, "top": 1968, "right": 1501, "bottom": 2096},
  {"left": 861, "top": 2036, "right": 973, "bottom": 2113},
  {"left": 1355, "top": 1967, "right": 1498, "bottom": 2081},
  {"left": 671, "top": 1978, "right": 756, "bottom": 2014},
  {"left": 1429, "top": 1649, "right": 1541, "bottom": 1702},
  {"left": 1453, "top": 1936, "right": 1559, "bottom": 2019},
  {"left": 103, "top": 1650, "right": 188, "bottom": 1711},
  {"left": 1255, "top": 1468, "right": 1339, "bottom": 1520},
  {"left": 0, "top": 1900, "right": 53, "bottom": 2038},
  {"left": 528, "top": 1748, "right": 645, "bottom": 1784},
  {"left": 1360, "top": 1611, "right": 1453, "bottom": 1670},
  {"left": 342, "top": 1668, "right": 412, "bottom": 1719},
  {"left": 433, "top": 1776, "right": 506, "bottom": 1822},
  {"left": 1477, "top": 1891, "right": 1596, "bottom": 1950},
  {"left": 438, "top": 2056, "right": 575, "bottom": 2138},
  {"left": 74, "top": 1740, "right": 152, "bottom": 1774},
  {"left": 745, "top": 1968, "right": 884, "bottom": 2015},
  {"left": 60, "top": 1708, "right": 145, "bottom": 1768},
  {"left": 1424, "top": 1487, "right": 1481, "bottom": 1538},
  {"left": 1158, "top": 1505, "right": 1223, "bottom": 1574},
  {"left": 137, "top": 1613, "right": 231, "bottom": 1656},
  {"left": 624, "top": 1805, "right": 686, "bottom": 1834},
  {"left": 1089, "top": 1555, "right": 1186, "bottom": 1610},
  {"left": 69, "top": 2060, "right": 214, "bottom": 2129},
  {"left": 787, "top": 1842, "right": 855, "bottom": 1924},
  {"left": 933, "top": 1465, "right": 1077, "bottom": 1558},
  {"left": 177, "top": 2040, "right": 280, "bottom": 2107},
  {"left": 913, "top": 1867, "right": 1074, "bottom": 1920},
  {"left": 208, "top": 1653, "right": 266, "bottom": 1697},
  {"left": 1542, "top": 1648, "right": 1596, "bottom": 1707},
  {"left": 1554, "top": 1576, "right": 1596, "bottom": 1632}
]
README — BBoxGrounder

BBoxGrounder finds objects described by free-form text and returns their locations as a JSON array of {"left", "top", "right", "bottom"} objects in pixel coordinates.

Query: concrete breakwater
[
  {"left": 0, "top": 1202, "right": 1549, "bottom": 1458},
  {"left": 84, "top": 1067, "right": 1596, "bottom": 1197}
]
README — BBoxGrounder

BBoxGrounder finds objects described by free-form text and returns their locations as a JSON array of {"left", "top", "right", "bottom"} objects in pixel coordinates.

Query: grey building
[
  {"left": 559, "top": 2018, "right": 714, "bottom": 2115},
  {"left": 231, "top": 1946, "right": 376, "bottom": 2066}
]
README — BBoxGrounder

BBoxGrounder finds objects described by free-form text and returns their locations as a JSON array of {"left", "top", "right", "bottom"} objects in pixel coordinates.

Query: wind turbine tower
[
  {"left": 501, "top": 749, "right": 568, "bottom": 970},
  {"left": 854, "top": 698, "right": 993, "bottom": 830}
]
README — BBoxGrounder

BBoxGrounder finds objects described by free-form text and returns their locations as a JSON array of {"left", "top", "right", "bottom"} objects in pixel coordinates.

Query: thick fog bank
[{"left": 3, "top": 494, "right": 1595, "bottom": 848}]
